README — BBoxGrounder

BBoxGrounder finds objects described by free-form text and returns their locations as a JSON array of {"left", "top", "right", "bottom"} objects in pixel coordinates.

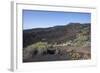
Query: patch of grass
[
  {"left": 68, "top": 50, "right": 81, "bottom": 60},
  {"left": 31, "top": 42, "right": 48, "bottom": 49}
]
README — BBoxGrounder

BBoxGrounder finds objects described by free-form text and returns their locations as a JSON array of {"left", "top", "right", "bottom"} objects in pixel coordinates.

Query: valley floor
[{"left": 23, "top": 46, "right": 91, "bottom": 62}]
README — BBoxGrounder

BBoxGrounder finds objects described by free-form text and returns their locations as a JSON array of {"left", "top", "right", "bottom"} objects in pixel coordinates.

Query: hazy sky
[{"left": 23, "top": 10, "right": 91, "bottom": 29}]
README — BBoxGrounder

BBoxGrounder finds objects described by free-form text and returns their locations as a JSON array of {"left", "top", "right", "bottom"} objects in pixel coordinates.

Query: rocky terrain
[{"left": 23, "top": 23, "right": 91, "bottom": 62}]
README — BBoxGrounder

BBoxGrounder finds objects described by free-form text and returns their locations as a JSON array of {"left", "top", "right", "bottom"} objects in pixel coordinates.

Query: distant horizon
[
  {"left": 23, "top": 22, "right": 91, "bottom": 30},
  {"left": 23, "top": 10, "right": 91, "bottom": 30}
]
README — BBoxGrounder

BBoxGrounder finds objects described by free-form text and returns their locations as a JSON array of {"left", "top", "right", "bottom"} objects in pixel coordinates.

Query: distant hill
[{"left": 23, "top": 23, "right": 91, "bottom": 48}]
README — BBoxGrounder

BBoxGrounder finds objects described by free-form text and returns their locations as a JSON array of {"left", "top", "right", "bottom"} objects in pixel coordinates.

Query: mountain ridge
[{"left": 23, "top": 23, "right": 90, "bottom": 48}]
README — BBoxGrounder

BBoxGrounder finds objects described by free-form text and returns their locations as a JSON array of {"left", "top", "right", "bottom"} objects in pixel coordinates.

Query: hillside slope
[{"left": 23, "top": 23, "right": 90, "bottom": 48}]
